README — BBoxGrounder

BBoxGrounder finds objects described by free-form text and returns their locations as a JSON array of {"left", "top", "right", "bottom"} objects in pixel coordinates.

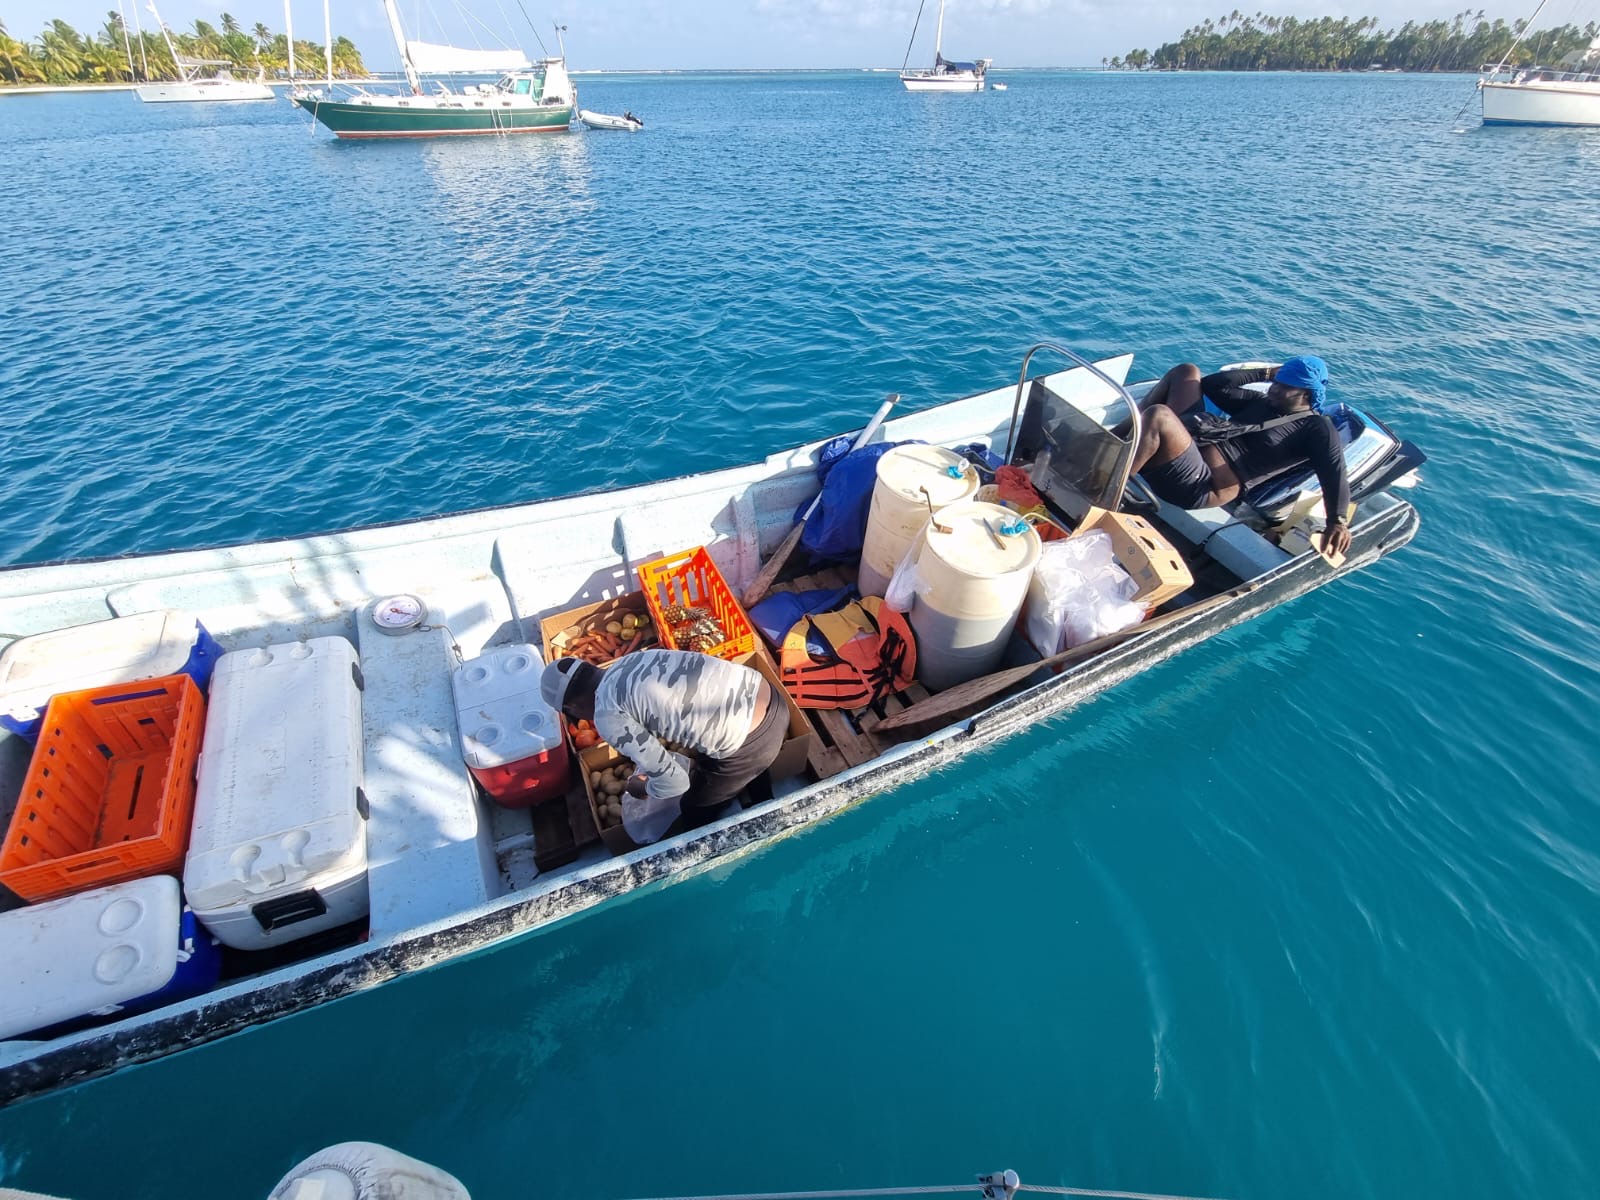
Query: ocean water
[{"left": 1, "top": 69, "right": 1598, "bottom": 1200}]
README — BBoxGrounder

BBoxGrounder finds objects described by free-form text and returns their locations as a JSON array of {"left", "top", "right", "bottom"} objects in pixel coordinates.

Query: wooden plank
[
  {"left": 806, "top": 737, "right": 847, "bottom": 780},
  {"left": 532, "top": 787, "right": 586, "bottom": 872}
]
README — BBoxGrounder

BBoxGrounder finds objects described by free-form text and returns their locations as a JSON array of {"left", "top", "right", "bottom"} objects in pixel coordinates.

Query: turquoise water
[{"left": 2, "top": 70, "right": 1599, "bottom": 1199}]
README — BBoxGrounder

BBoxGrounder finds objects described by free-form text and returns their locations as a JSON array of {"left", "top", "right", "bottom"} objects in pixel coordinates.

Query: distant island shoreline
[{"left": 1106, "top": 10, "right": 1598, "bottom": 72}]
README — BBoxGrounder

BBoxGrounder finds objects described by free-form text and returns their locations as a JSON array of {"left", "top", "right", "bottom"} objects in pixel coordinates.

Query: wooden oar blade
[
  {"left": 741, "top": 522, "right": 806, "bottom": 609},
  {"left": 877, "top": 583, "right": 1255, "bottom": 732}
]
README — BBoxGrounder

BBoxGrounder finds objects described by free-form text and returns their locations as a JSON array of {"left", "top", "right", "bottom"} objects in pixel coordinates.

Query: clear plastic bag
[
  {"left": 620, "top": 751, "right": 692, "bottom": 845},
  {"left": 1026, "top": 532, "right": 1144, "bottom": 654},
  {"left": 882, "top": 528, "right": 930, "bottom": 614}
]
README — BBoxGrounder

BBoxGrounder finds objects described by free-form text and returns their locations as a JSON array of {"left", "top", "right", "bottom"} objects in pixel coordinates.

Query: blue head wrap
[{"left": 1275, "top": 355, "right": 1328, "bottom": 412}]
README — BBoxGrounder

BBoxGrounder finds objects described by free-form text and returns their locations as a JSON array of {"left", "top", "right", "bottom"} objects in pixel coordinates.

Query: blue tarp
[{"left": 798, "top": 438, "right": 919, "bottom": 560}]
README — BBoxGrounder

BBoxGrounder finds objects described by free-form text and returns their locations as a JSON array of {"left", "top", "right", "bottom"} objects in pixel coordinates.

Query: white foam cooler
[
  {"left": 0, "top": 875, "right": 182, "bottom": 1039},
  {"left": 184, "top": 637, "right": 369, "bottom": 951},
  {"left": 451, "top": 643, "right": 569, "bottom": 806},
  {"left": 0, "top": 608, "right": 223, "bottom": 740}
]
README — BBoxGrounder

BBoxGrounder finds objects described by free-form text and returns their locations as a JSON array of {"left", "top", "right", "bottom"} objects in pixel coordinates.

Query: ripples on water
[{"left": 1, "top": 71, "right": 1598, "bottom": 1200}]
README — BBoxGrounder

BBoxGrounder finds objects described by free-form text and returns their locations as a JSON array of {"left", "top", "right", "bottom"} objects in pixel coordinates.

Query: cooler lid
[
  {"left": 876, "top": 444, "right": 978, "bottom": 507},
  {"left": 922, "top": 501, "right": 1041, "bottom": 577},
  {"left": 455, "top": 692, "right": 563, "bottom": 769},
  {"left": 0, "top": 875, "right": 181, "bottom": 1039},
  {"left": 0, "top": 608, "right": 202, "bottom": 715}
]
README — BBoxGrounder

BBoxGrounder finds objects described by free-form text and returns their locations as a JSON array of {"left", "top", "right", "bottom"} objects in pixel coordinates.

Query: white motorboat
[
  {"left": 134, "top": 2, "right": 273, "bottom": 103},
  {"left": 579, "top": 109, "right": 643, "bottom": 131},
  {"left": 0, "top": 346, "right": 1423, "bottom": 1107},
  {"left": 900, "top": 0, "right": 989, "bottom": 92}
]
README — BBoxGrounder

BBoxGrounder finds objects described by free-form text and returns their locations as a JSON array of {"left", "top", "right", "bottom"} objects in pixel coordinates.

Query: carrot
[{"left": 621, "top": 632, "right": 645, "bottom": 654}]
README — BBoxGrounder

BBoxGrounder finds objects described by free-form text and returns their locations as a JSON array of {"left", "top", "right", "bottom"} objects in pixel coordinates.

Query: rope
[
  {"left": 900, "top": 0, "right": 927, "bottom": 72},
  {"left": 615, "top": 1183, "right": 1229, "bottom": 1200},
  {"left": 1021, "top": 1187, "right": 1229, "bottom": 1200}
]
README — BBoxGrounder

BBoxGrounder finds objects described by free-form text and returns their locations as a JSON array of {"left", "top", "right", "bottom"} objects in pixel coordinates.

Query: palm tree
[
  {"left": 0, "top": 20, "right": 44, "bottom": 84},
  {"left": 35, "top": 20, "right": 86, "bottom": 83}
]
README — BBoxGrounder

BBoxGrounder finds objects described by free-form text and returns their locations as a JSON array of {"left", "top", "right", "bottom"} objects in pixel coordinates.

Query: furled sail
[{"left": 404, "top": 41, "right": 531, "bottom": 73}]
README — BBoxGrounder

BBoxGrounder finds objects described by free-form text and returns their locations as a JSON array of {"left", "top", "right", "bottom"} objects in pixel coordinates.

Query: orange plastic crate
[
  {"left": 0, "top": 673, "right": 205, "bottom": 902},
  {"left": 638, "top": 546, "right": 757, "bottom": 661}
]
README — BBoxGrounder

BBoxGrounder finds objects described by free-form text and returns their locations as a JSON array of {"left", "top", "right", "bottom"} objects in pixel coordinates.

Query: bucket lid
[
  {"left": 875, "top": 444, "right": 977, "bottom": 507},
  {"left": 922, "top": 501, "right": 1041, "bottom": 578}
]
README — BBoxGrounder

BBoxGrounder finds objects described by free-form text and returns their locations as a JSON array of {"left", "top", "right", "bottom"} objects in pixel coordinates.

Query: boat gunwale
[{"left": 0, "top": 497, "right": 1421, "bottom": 1108}]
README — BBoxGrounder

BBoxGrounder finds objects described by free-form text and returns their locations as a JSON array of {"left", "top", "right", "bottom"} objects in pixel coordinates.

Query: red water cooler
[{"left": 451, "top": 644, "right": 570, "bottom": 806}]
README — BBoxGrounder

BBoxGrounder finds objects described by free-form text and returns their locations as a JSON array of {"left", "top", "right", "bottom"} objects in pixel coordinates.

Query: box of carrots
[{"left": 540, "top": 591, "right": 660, "bottom": 668}]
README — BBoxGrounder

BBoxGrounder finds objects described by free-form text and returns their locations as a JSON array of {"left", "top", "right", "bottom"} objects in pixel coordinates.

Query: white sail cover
[{"left": 405, "top": 40, "right": 530, "bottom": 73}]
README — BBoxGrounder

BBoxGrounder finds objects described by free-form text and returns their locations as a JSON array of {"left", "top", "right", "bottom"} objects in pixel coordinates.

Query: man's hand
[
  {"left": 1320, "top": 521, "right": 1352, "bottom": 558},
  {"left": 625, "top": 774, "right": 648, "bottom": 799}
]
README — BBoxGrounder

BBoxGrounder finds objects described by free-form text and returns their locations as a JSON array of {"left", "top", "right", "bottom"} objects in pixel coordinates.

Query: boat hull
[
  {"left": 1481, "top": 79, "right": 1600, "bottom": 126},
  {"left": 292, "top": 94, "right": 573, "bottom": 138},
  {"left": 900, "top": 72, "right": 985, "bottom": 92},
  {"left": 136, "top": 81, "right": 275, "bottom": 102}
]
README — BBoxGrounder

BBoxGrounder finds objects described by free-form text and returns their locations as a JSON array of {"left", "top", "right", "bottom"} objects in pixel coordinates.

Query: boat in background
[
  {"left": 291, "top": 0, "right": 574, "bottom": 138},
  {"left": 135, "top": 1, "right": 274, "bottom": 103},
  {"left": 900, "top": 0, "right": 989, "bottom": 92},
  {"left": 1479, "top": 18, "right": 1600, "bottom": 126},
  {"left": 580, "top": 109, "right": 643, "bottom": 131},
  {"left": 992, "top": 82, "right": 1008, "bottom": 91}
]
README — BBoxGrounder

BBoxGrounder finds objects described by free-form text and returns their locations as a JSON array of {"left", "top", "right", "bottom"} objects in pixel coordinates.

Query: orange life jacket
[{"left": 778, "top": 596, "right": 917, "bottom": 710}]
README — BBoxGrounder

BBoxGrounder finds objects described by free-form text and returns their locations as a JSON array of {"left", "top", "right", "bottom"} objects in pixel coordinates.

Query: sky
[{"left": 0, "top": 0, "right": 1563, "bottom": 72}]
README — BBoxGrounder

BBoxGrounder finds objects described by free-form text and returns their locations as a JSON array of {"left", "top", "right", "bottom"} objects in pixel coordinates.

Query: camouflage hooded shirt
[{"left": 594, "top": 649, "right": 763, "bottom": 801}]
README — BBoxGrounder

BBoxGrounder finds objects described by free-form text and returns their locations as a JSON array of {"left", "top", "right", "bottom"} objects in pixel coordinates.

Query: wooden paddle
[
  {"left": 741, "top": 393, "right": 899, "bottom": 609},
  {"left": 876, "top": 581, "right": 1258, "bottom": 732}
]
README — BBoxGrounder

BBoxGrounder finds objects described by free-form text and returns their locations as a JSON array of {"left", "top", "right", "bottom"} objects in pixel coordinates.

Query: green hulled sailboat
[{"left": 291, "top": 0, "right": 575, "bottom": 138}]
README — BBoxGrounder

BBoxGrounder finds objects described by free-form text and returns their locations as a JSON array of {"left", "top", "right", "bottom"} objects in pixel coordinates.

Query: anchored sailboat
[
  {"left": 900, "top": 0, "right": 990, "bottom": 92},
  {"left": 291, "top": 0, "right": 575, "bottom": 138},
  {"left": 1478, "top": 0, "right": 1600, "bottom": 127},
  {"left": 134, "top": 0, "right": 274, "bottom": 102}
]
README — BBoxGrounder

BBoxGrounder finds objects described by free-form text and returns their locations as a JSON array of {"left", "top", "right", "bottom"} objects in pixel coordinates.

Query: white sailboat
[
  {"left": 134, "top": 1, "right": 274, "bottom": 102},
  {"left": 900, "top": 0, "right": 990, "bottom": 92},
  {"left": 1478, "top": 0, "right": 1600, "bottom": 126}
]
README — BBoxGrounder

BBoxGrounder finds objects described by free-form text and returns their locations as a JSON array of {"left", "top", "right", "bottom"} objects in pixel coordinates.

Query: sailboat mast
[
  {"left": 322, "top": 0, "right": 333, "bottom": 89},
  {"left": 129, "top": 0, "right": 149, "bottom": 80},
  {"left": 146, "top": 1, "right": 185, "bottom": 81},
  {"left": 933, "top": 0, "right": 946, "bottom": 64},
  {"left": 284, "top": 0, "right": 295, "bottom": 80},
  {"left": 116, "top": 0, "right": 137, "bottom": 81},
  {"left": 381, "top": 0, "right": 422, "bottom": 94}
]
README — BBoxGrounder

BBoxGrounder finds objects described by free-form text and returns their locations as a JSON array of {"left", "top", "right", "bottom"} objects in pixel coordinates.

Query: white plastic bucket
[
  {"left": 858, "top": 445, "right": 979, "bottom": 597},
  {"left": 906, "top": 501, "right": 1041, "bottom": 691}
]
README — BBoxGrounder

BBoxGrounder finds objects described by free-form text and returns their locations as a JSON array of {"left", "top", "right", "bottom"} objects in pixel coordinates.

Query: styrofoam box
[
  {"left": 0, "top": 608, "right": 224, "bottom": 740},
  {"left": 184, "top": 638, "right": 369, "bottom": 951},
  {"left": 0, "top": 875, "right": 181, "bottom": 1039}
]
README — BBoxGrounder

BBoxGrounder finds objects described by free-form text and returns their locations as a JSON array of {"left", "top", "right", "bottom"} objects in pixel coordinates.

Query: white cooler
[
  {"left": 0, "top": 607, "right": 223, "bottom": 740},
  {"left": 184, "top": 637, "right": 369, "bottom": 951},
  {"left": 0, "top": 875, "right": 182, "bottom": 1039}
]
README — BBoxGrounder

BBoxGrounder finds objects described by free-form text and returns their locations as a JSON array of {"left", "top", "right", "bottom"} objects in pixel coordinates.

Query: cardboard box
[
  {"left": 539, "top": 592, "right": 655, "bottom": 665},
  {"left": 579, "top": 743, "right": 640, "bottom": 856},
  {"left": 734, "top": 651, "right": 814, "bottom": 783},
  {"left": 1074, "top": 506, "right": 1193, "bottom": 608}
]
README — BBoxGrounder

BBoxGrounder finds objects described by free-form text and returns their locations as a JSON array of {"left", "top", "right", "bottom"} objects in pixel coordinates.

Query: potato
[
  {"left": 589, "top": 771, "right": 603, "bottom": 788},
  {"left": 602, "top": 779, "right": 623, "bottom": 797}
]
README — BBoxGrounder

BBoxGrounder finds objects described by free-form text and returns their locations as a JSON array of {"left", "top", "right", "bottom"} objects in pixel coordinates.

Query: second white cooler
[{"left": 184, "top": 638, "right": 369, "bottom": 951}]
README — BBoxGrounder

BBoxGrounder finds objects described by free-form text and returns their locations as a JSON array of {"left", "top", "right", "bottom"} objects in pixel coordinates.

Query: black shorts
[
  {"left": 1140, "top": 443, "right": 1215, "bottom": 509},
  {"left": 682, "top": 681, "right": 788, "bottom": 817}
]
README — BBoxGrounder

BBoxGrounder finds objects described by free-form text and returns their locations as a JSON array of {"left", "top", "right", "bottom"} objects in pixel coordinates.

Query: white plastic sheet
[{"left": 1025, "top": 531, "right": 1145, "bottom": 654}]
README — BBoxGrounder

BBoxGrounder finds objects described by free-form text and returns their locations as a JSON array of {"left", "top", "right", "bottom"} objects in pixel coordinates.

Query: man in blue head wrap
[{"left": 1127, "top": 356, "right": 1351, "bottom": 558}]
